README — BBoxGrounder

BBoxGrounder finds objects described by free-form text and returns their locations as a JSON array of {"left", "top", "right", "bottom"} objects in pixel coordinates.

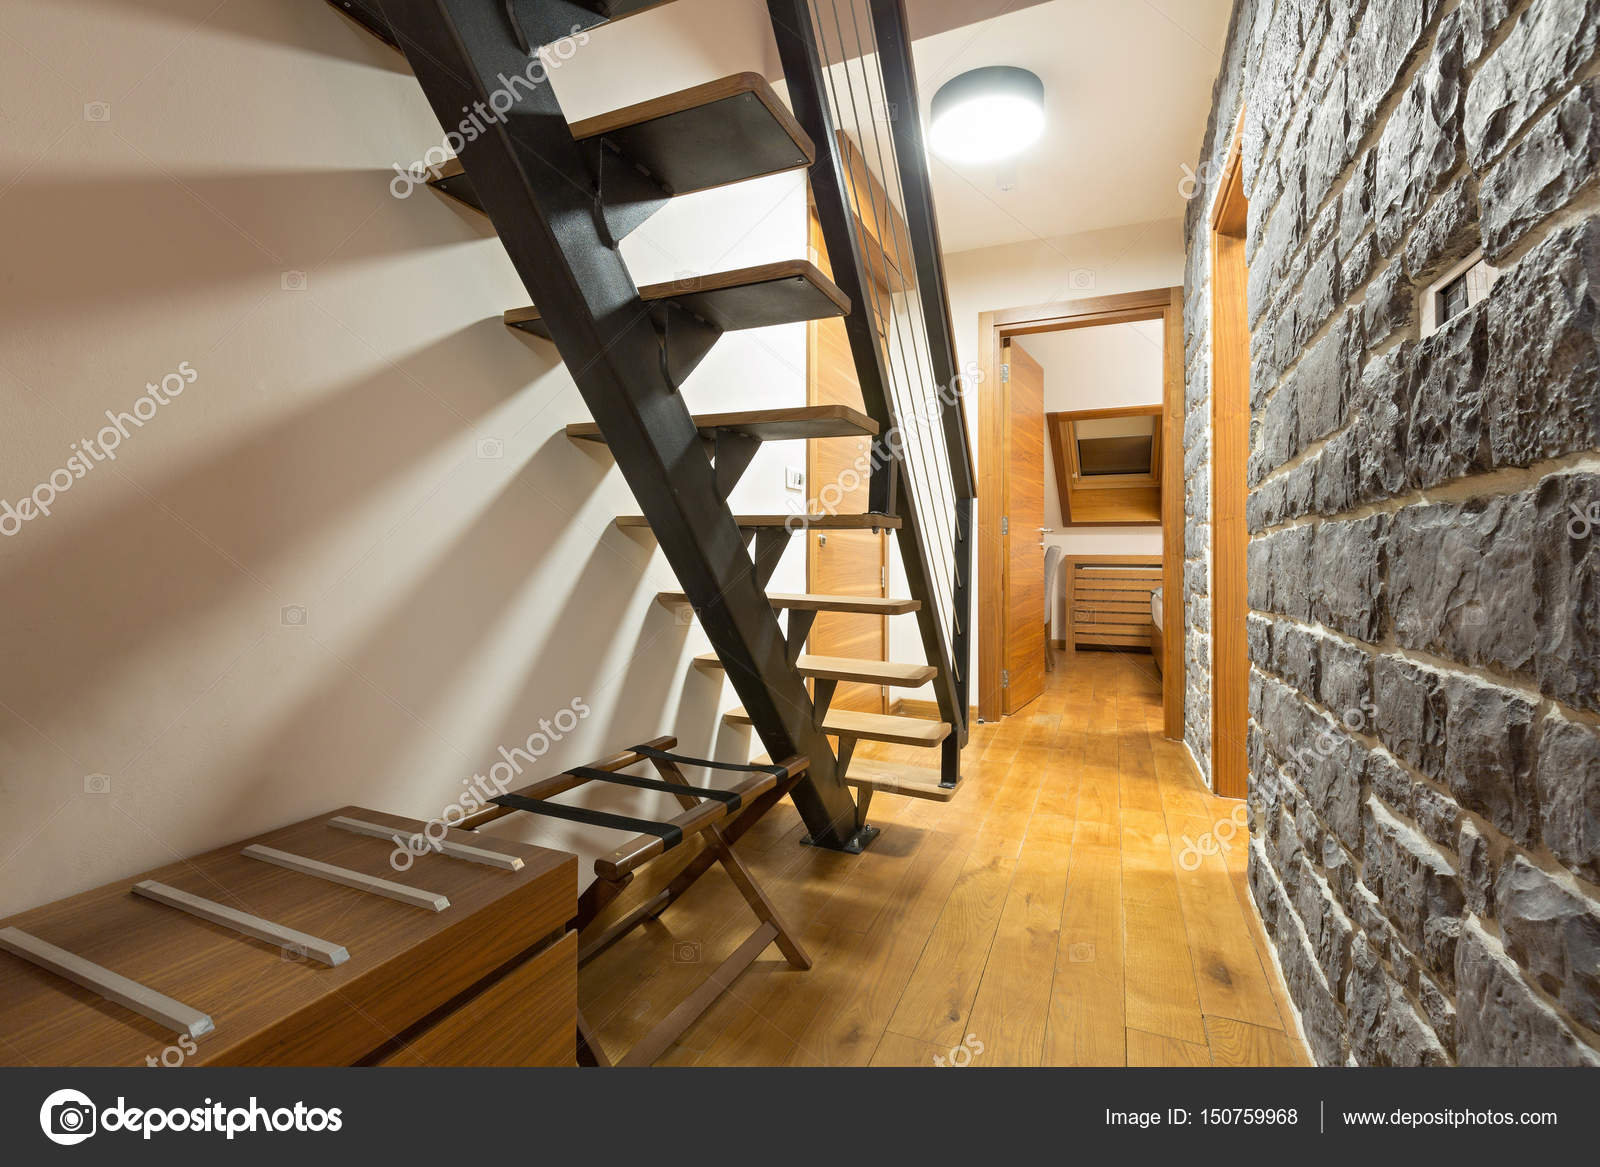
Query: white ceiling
[{"left": 907, "top": 0, "right": 1235, "bottom": 253}]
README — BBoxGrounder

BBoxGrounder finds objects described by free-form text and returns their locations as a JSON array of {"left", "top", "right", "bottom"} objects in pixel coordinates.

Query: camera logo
[
  {"left": 672, "top": 940, "right": 701, "bottom": 963},
  {"left": 40, "top": 1088, "right": 97, "bottom": 1145}
]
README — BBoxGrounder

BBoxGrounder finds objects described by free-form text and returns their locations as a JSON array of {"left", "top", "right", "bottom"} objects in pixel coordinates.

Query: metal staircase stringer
[{"left": 377, "top": 0, "right": 861, "bottom": 848}]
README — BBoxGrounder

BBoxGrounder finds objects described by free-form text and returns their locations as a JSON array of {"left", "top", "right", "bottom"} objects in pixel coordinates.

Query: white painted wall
[
  {"left": 0, "top": 0, "right": 805, "bottom": 915},
  {"left": 1015, "top": 321, "right": 1165, "bottom": 638},
  {"left": 887, "top": 219, "right": 1184, "bottom": 699}
]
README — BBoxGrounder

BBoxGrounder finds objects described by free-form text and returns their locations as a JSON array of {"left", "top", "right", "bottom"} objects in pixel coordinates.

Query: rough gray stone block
[
  {"left": 1310, "top": 514, "right": 1387, "bottom": 641},
  {"left": 1459, "top": 818, "right": 1494, "bottom": 916},
  {"left": 1388, "top": 491, "right": 1537, "bottom": 674},
  {"left": 1317, "top": 635, "right": 1373, "bottom": 720},
  {"left": 1271, "top": 620, "right": 1321, "bottom": 695},
  {"left": 1535, "top": 714, "right": 1600, "bottom": 883},
  {"left": 1367, "top": 748, "right": 1414, "bottom": 812},
  {"left": 1349, "top": 344, "right": 1413, "bottom": 505},
  {"left": 1363, "top": 798, "right": 1465, "bottom": 984},
  {"left": 1406, "top": 304, "right": 1490, "bottom": 489},
  {"left": 1495, "top": 854, "right": 1600, "bottom": 1031},
  {"left": 1465, "top": 0, "right": 1600, "bottom": 168},
  {"left": 1456, "top": 921, "right": 1600, "bottom": 1065},
  {"left": 1347, "top": 0, "right": 1432, "bottom": 149},
  {"left": 1404, "top": 175, "right": 1481, "bottom": 281},
  {"left": 1531, "top": 472, "right": 1600, "bottom": 714},
  {"left": 1372, "top": 655, "right": 1448, "bottom": 778},
  {"left": 1481, "top": 80, "right": 1600, "bottom": 261},
  {"left": 1442, "top": 673, "right": 1542, "bottom": 845},
  {"left": 1363, "top": 262, "right": 1415, "bottom": 350},
  {"left": 1459, "top": 0, "right": 1516, "bottom": 67},
  {"left": 1374, "top": 13, "right": 1465, "bottom": 254},
  {"left": 1484, "top": 222, "right": 1600, "bottom": 470}
]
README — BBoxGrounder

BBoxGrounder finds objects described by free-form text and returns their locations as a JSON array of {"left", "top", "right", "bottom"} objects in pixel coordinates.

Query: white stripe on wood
[
  {"left": 327, "top": 816, "right": 523, "bottom": 872},
  {"left": 0, "top": 926, "right": 215, "bottom": 1039},
  {"left": 241, "top": 845, "right": 450, "bottom": 912},
  {"left": 132, "top": 881, "right": 349, "bottom": 967}
]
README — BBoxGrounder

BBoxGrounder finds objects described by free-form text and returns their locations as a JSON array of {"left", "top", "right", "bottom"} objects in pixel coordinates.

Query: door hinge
[
  {"left": 1001, "top": 515, "right": 1009, "bottom": 536},
  {"left": 880, "top": 565, "right": 887, "bottom": 590},
  {"left": 1000, "top": 363, "right": 1010, "bottom": 383},
  {"left": 1002, "top": 669, "right": 1010, "bottom": 687}
]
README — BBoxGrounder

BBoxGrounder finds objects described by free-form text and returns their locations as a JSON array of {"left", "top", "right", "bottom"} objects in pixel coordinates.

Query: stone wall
[{"left": 1182, "top": 0, "right": 1600, "bottom": 1065}]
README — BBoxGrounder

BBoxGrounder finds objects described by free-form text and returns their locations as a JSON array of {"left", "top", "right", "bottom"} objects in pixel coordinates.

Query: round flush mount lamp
[{"left": 927, "top": 66, "right": 1045, "bottom": 164}]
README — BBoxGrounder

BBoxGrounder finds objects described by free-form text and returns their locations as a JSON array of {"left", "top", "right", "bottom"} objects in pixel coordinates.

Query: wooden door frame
[
  {"left": 1210, "top": 111, "right": 1250, "bottom": 798},
  {"left": 976, "top": 286, "right": 1185, "bottom": 736}
]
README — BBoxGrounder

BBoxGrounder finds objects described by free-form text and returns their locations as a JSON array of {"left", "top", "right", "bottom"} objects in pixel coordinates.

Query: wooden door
[
  {"left": 1002, "top": 338, "right": 1046, "bottom": 715},
  {"left": 806, "top": 207, "right": 888, "bottom": 714}
]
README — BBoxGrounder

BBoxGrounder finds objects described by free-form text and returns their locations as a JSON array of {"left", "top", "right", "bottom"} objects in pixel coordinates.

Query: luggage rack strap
[
  {"left": 566, "top": 765, "right": 742, "bottom": 807},
  {"left": 490, "top": 793, "right": 685, "bottom": 851},
  {"left": 625, "top": 743, "right": 798, "bottom": 778}
]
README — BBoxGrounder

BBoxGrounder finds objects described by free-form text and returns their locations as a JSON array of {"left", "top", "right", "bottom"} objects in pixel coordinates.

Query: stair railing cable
[
  {"left": 769, "top": 0, "right": 975, "bottom": 774},
  {"left": 812, "top": 3, "right": 958, "bottom": 650}
]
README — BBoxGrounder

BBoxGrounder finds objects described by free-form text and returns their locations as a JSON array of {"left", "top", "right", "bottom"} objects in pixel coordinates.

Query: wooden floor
[{"left": 580, "top": 650, "right": 1311, "bottom": 1066}]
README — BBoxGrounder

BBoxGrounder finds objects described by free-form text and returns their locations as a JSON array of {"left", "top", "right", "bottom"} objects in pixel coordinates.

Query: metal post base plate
[{"left": 800, "top": 824, "right": 880, "bottom": 854}]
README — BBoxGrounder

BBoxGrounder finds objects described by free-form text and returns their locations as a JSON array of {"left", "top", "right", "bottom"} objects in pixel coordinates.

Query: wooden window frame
[{"left": 1047, "top": 404, "right": 1163, "bottom": 525}]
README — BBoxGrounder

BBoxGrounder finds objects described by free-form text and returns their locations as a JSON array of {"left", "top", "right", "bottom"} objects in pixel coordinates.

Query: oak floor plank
[
  {"left": 963, "top": 813, "right": 1074, "bottom": 1065},
  {"left": 1205, "top": 1014, "right": 1308, "bottom": 1067},
  {"left": 883, "top": 850, "right": 1018, "bottom": 1048},
  {"left": 1043, "top": 839, "right": 1126, "bottom": 1065},
  {"left": 1127, "top": 1026, "right": 1212, "bottom": 1066}
]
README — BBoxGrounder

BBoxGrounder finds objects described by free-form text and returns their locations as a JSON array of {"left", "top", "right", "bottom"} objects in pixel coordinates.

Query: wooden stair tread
[
  {"left": 751, "top": 754, "right": 956, "bottom": 802},
  {"left": 693, "top": 653, "right": 936, "bottom": 687},
  {"left": 506, "top": 261, "right": 848, "bottom": 338},
  {"left": 618, "top": 511, "right": 897, "bottom": 531},
  {"left": 657, "top": 591, "right": 919, "bottom": 615},
  {"left": 567, "top": 404, "right": 877, "bottom": 444},
  {"left": 843, "top": 758, "right": 957, "bottom": 802},
  {"left": 725, "top": 706, "right": 950, "bottom": 747},
  {"left": 432, "top": 73, "right": 812, "bottom": 213}
]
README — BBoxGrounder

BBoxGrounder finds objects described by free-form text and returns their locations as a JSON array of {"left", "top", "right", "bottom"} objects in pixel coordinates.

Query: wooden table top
[{"left": 0, "top": 806, "right": 576, "bottom": 1066}]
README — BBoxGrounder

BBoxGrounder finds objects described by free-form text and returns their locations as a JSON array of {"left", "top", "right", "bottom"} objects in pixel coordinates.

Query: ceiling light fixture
[{"left": 928, "top": 66, "right": 1045, "bottom": 164}]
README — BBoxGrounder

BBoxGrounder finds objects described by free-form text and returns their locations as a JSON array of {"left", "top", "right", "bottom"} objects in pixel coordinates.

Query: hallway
[{"left": 580, "top": 650, "right": 1309, "bottom": 1066}]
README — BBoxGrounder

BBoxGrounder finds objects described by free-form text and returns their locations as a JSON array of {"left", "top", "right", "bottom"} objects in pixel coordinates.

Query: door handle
[{"left": 817, "top": 533, "right": 827, "bottom": 546}]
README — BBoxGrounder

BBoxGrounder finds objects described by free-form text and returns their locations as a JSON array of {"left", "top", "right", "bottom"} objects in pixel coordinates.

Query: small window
[
  {"left": 1072, "top": 415, "right": 1159, "bottom": 476},
  {"left": 1421, "top": 253, "right": 1497, "bottom": 336}
]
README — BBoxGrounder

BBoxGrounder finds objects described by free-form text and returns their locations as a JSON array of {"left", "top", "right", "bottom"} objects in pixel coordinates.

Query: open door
[{"left": 1001, "top": 338, "right": 1046, "bottom": 715}]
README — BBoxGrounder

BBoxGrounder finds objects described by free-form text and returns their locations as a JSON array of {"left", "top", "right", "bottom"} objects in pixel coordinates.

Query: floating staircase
[{"left": 336, "top": 0, "right": 974, "bottom": 851}]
